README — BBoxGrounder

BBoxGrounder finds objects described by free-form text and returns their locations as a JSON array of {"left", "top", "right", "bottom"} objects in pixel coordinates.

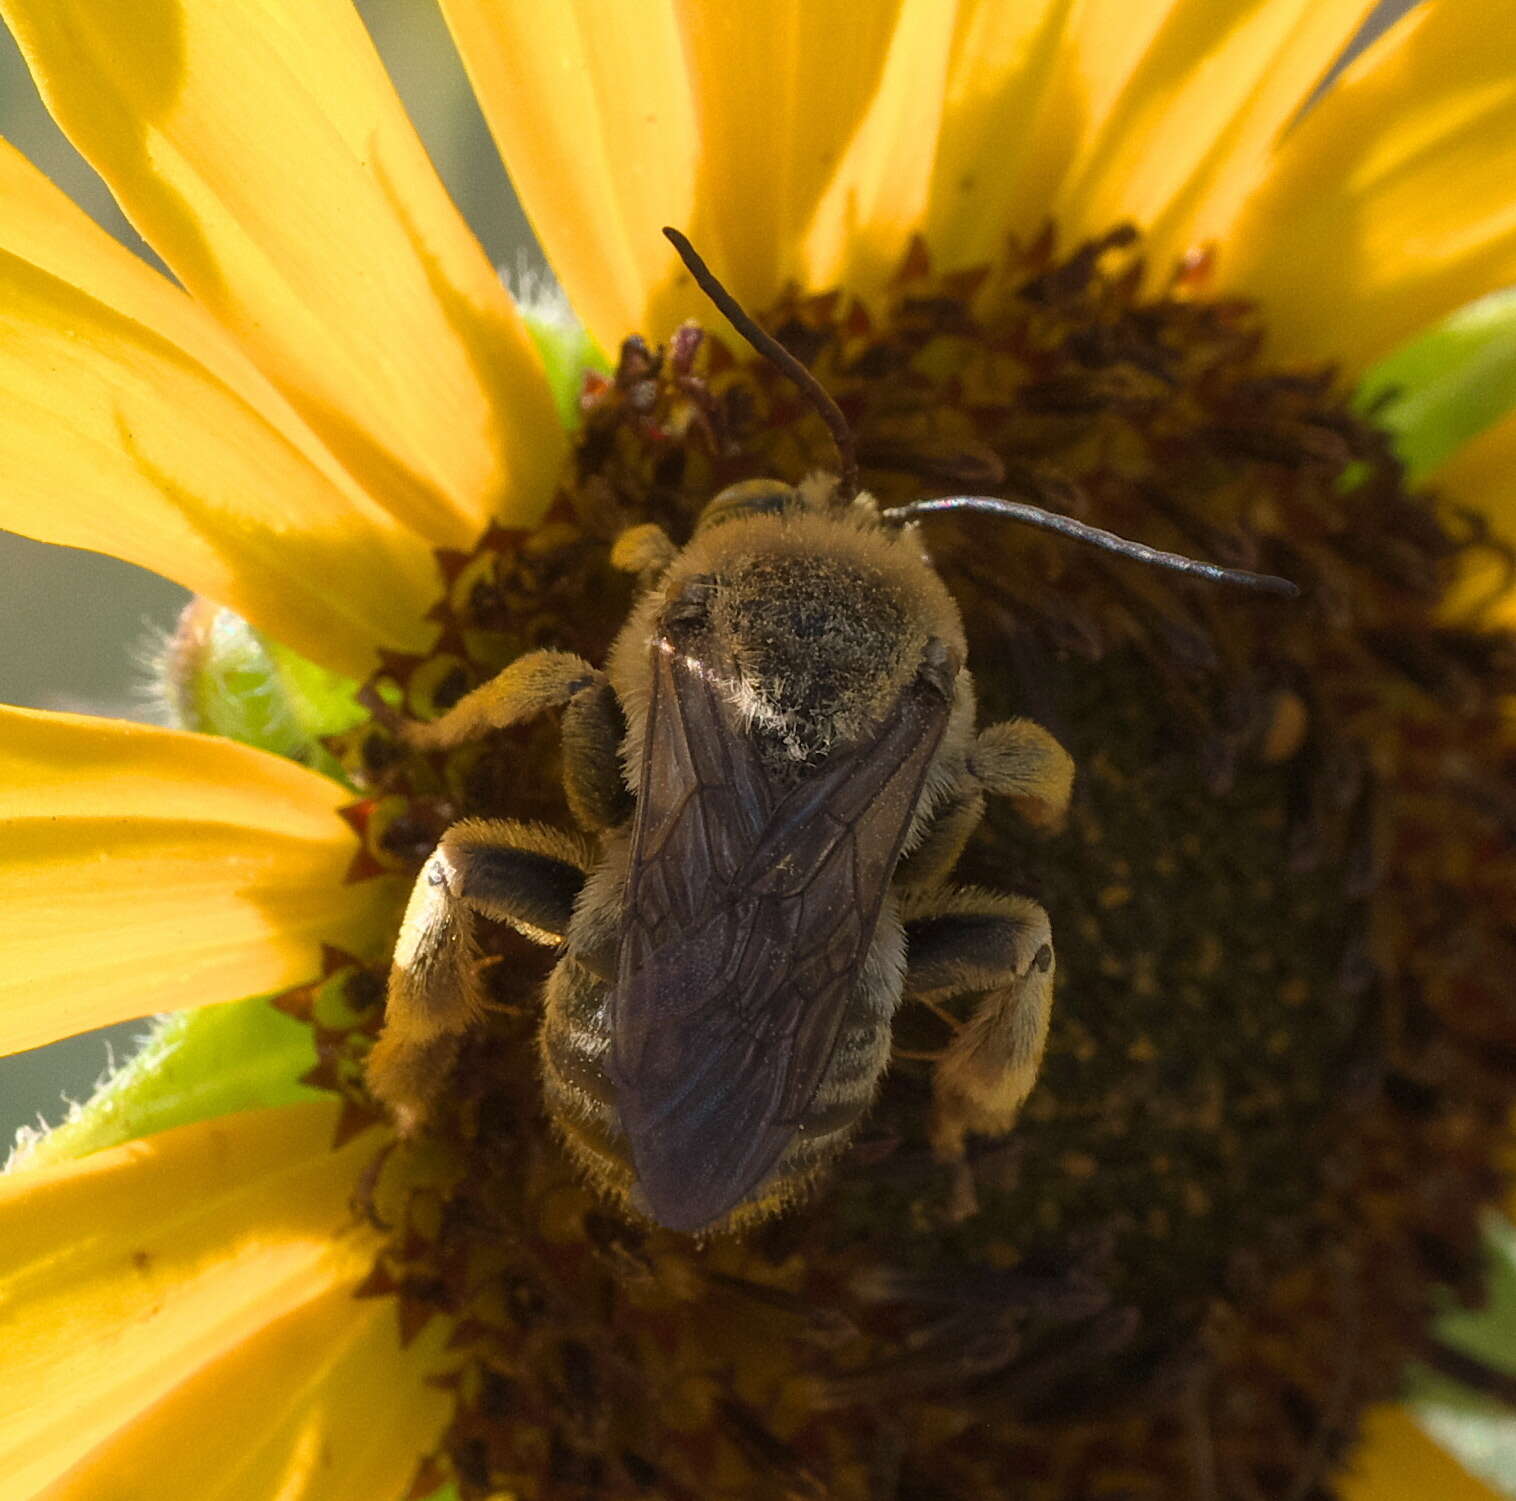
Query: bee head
[
  {"left": 644, "top": 497, "right": 967, "bottom": 771},
  {"left": 694, "top": 474, "right": 863, "bottom": 534},
  {"left": 694, "top": 478, "right": 802, "bottom": 533}
]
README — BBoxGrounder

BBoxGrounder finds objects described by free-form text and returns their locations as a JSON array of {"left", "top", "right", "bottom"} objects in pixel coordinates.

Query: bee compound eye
[{"left": 696, "top": 478, "right": 800, "bottom": 531}]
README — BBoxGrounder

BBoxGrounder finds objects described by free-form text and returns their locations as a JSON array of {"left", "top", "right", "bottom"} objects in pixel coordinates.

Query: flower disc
[{"left": 313, "top": 229, "right": 1516, "bottom": 1500}]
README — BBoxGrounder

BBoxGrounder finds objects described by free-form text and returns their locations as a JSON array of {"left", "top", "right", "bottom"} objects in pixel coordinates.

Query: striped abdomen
[{"left": 538, "top": 904, "right": 905, "bottom": 1232}]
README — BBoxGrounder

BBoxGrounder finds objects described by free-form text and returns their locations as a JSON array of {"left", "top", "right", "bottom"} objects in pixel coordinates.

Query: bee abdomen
[
  {"left": 773, "top": 1023, "right": 888, "bottom": 1179},
  {"left": 540, "top": 960, "right": 888, "bottom": 1228},
  {"left": 539, "top": 960, "right": 618, "bottom": 1119}
]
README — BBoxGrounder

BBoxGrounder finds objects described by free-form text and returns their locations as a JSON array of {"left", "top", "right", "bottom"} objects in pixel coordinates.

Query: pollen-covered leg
[
  {"left": 971, "top": 718, "right": 1074, "bottom": 830},
  {"left": 610, "top": 521, "right": 677, "bottom": 577},
  {"left": 405, "top": 648, "right": 631, "bottom": 830},
  {"left": 405, "top": 649, "right": 597, "bottom": 749},
  {"left": 896, "top": 719, "right": 1072, "bottom": 887},
  {"left": 441, "top": 818, "right": 597, "bottom": 942},
  {"left": 895, "top": 787, "right": 986, "bottom": 887},
  {"left": 367, "top": 819, "right": 595, "bottom": 1131},
  {"left": 561, "top": 676, "right": 633, "bottom": 831},
  {"left": 900, "top": 886, "right": 1056, "bottom": 1166}
]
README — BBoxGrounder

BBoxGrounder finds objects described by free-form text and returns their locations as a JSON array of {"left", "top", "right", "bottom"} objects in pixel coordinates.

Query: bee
[{"left": 366, "top": 230, "right": 1296, "bottom": 1235}]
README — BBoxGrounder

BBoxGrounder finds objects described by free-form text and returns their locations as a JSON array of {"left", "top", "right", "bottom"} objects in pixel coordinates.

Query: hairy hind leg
[
  {"left": 900, "top": 886, "right": 1056, "bottom": 1170},
  {"left": 367, "top": 819, "right": 594, "bottom": 1130}
]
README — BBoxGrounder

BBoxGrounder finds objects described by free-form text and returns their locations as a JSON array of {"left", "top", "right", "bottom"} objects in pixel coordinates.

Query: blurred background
[{"left": 0, "top": 0, "right": 1417, "bottom": 1145}]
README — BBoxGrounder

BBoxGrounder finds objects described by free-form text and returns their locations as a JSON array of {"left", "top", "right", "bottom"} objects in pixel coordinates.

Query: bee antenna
[
  {"left": 663, "top": 227, "right": 860, "bottom": 501},
  {"left": 882, "top": 495, "right": 1299, "bottom": 597}
]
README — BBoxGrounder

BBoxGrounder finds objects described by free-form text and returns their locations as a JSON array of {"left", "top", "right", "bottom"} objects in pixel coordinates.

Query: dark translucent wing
[{"left": 609, "top": 635, "right": 951, "bottom": 1231}]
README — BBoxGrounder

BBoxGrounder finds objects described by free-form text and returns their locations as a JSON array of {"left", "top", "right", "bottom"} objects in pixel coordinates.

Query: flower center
[{"left": 308, "top": 227, "right": 1516, "bottom": 1500}]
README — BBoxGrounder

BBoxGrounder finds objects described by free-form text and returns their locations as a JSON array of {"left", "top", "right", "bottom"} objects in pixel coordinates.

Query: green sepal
[
  {"left": 263, "top": 637, "right": 366, "bottom": 782},
  {"left": 7, "top": 997, "right": 323, "bottom": 1172},
  {"left": 1356, "top": 287, "right": 1516, "bottom": 483},
  {"left": 1403, "top": 1214, "right": 1516, "bottom": 1495},
  {"left": 163, "top": 603, "right": 363, "bottom": 781},
  {"left": 520, "top": 294, "right": 608, "bottom": 430}
]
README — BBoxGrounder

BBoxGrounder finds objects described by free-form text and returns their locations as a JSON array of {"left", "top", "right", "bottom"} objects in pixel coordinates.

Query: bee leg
[
  {"left": 405, "top": 649, "right": 597, "bottom": 747},
  {"left": 405, "top": 648, "right": 632, "bottom": 831},
  {"left": 610, "top": 521, "right": 678, "bottom": 578},
  {"left": 561, "top": 674, "right": 634, "bottom": 831},
  {"left": 367, "top": 819, "right": 595, "bottom": 1131},
  {"left": 896, "top": 719, "right": 1072, "bottom": 887},
  {"left": 970, "top": 717, "right": 1074, "bottom": 831},
  {"left": 900, "top": 887, "right": 1055, "bottom": 1204},
  {"left": 895, "top": 786, "right": 986, "bottom": 886}
]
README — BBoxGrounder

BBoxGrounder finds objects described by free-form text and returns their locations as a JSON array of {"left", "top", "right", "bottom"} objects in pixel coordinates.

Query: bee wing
[{"left": 609, "top": 634, "right": 951, "bottom": 1231}]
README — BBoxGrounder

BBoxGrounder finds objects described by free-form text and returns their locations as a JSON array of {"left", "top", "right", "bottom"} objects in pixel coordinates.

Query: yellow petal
[
  {"left": 444, "top": 1, "right": 962, "bottom": 348},
  {"left": 3, "top": 0, "right": 562, "bottom": 545},
  {"left": 806, "top": 1, "right": 1176, "bottom": 289},
  {"left": 439, "top": 0, "right": 696, "bottom": 350},
  {"left": 0, "top": 1102, "right": 444, "bottom": 1500},
  {"left": 0, "top": 707, "right": 399, "bottom": 1057},
  {"left": 599, "top": 0, "right": 1161, "bottom": 317},
  {"left": 1433, "top": 408, "right": 1516, "bottom": 541},
  {"left": 790, "top": 2, "right": 965, "bottom": 301},
  {"left": 1340, "top": 1406, "right": 1500, "bottom": 1501},
  {"left": 1214, "top": 0, "right": 1516, "bottom": 371},
  {"left": 1428, "top": 409, "right": 1516, "bottom": 623},
  {"left": 916, "top": 0, "right": 1185, "bottom": 269},
  {"left": 677, "top": 1, "right": 965, "bottom": 330},
  {"left": 39, "top": 1271, "right": 449, "bottom": 1501},
  {"left": 1058, "top": 0, "right": 1376, "bottom": 263},
  {"left": 447, "top": 1, "right": 1379, "bottom": 350},
  {"left": 0, "top": 139, "right": 438, "bottom": 681},
  {"left": 820, "top": 1, "right": 1373, "bottom": 285},
  {"left": 918, "top": 0, "right": 1082, "bottom": 266}
]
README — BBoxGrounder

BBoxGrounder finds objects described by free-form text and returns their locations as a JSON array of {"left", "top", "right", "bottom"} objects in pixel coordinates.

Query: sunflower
[{"left": 3, "top": 1, "right": 1516, "bottom": 1498}]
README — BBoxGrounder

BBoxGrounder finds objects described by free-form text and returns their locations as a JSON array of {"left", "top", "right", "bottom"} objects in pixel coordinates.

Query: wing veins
[{"left": 610, "top": 636, "right": 951, "bottom": 1230}]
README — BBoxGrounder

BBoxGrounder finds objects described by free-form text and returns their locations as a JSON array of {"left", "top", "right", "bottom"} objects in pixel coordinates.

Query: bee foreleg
[
  {"left": 561, "top": 676, "right": 633, "bottom": 831},
  {"left": 970, "top": 718, "right": 1074, "bottom": 831},
  {"left": 405, "top": 649, "right": 632, "bottom": 831},
  {"left": 900, "top": 887, "right": 1055, "bottom": 1164},
  {"left": 610, "top": 521, "right": 678, "bottom": 577},
  {"left": 366, "top": 819, "right": 595, "bottom": 1131},
  {"left": 406, "top": 649, "right": 597, "bottom": 748}
]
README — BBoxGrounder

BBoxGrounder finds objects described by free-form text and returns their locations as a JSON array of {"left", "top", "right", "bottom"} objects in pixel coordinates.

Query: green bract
[
  {"left": 9, "top": 999, "right": 323, "bottom": 1171},
  {"left": 1357, "top": 287, "right": 1516, "bottom": 483}
]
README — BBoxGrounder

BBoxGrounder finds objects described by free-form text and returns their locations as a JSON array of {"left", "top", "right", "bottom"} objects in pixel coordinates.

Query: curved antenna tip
[
  {"left": 884, "top": 495, "right": 1299, "bottom": 597},
  {"left": 662, "top": 227, "right": 860, "bottom": 499}
]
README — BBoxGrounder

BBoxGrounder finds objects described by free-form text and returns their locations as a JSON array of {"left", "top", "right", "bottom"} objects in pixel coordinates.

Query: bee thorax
[{"left": 711, "top": 551, "right": 911, "bottom": 765}]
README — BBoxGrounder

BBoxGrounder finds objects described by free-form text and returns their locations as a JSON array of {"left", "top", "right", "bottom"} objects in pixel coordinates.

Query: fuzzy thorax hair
[{"left": 608, "top": 484, "right": 971, "bottom": 774}]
